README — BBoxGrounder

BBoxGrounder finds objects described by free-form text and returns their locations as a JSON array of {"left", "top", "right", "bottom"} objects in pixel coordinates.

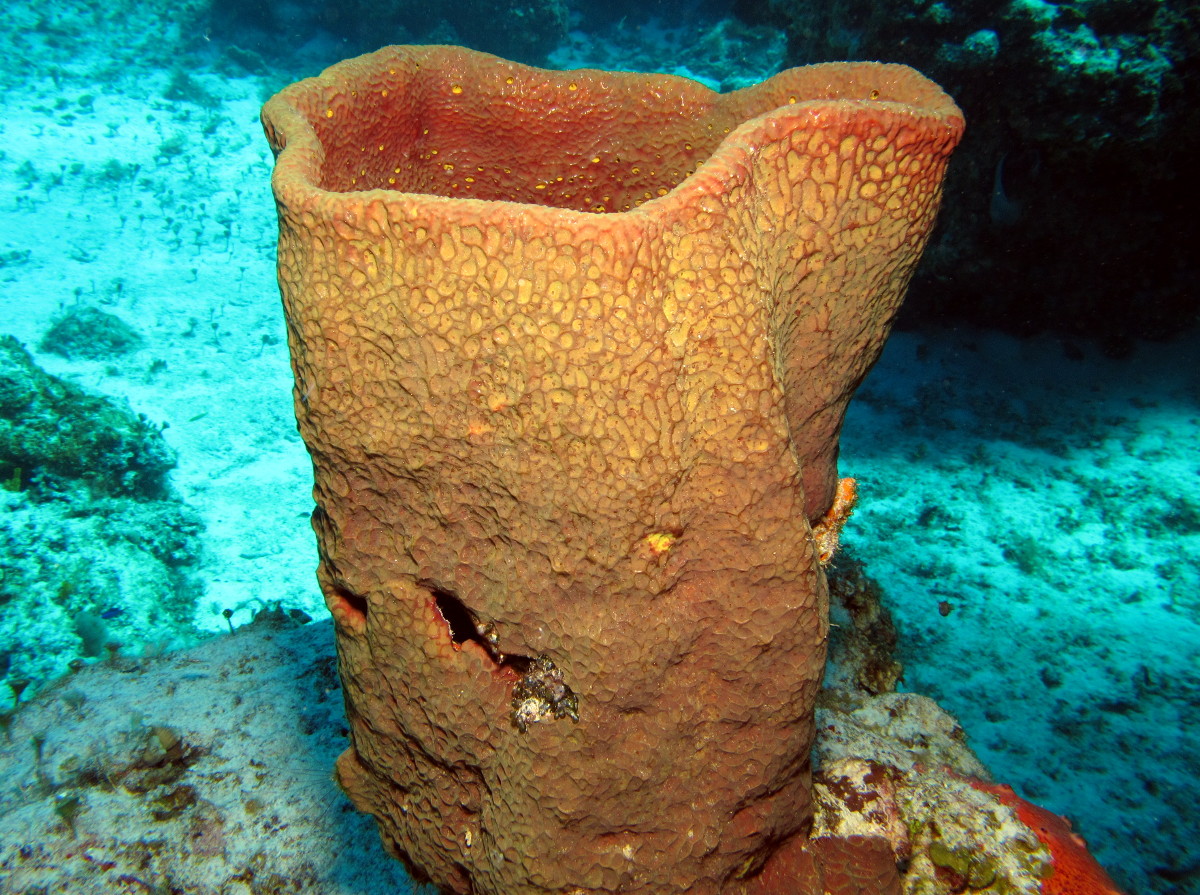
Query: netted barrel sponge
[{"left": 263, "top": 45, "right": 962, "bottom": 895}]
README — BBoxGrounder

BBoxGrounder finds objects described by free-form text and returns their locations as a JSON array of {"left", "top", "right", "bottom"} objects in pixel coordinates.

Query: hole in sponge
[
  {"left": 329, "top": 584, "right": 368, "bottom": 627},
  {"left": 433, "top": 588, "right": 481, "bottom": 647},
  {"left": 428, "top": 586, "right": 579, "bottom": 731},
  {"left": 431, "top": 587, "right": 519, "bottom": 669}
]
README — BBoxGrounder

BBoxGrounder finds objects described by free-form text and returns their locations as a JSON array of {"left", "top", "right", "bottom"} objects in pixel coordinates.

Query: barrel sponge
[{"left": 263, "top": 45, "right": 962, "bottom": 895}]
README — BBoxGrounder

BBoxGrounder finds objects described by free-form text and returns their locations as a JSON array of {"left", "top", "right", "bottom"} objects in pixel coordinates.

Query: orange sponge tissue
[{"left": 263, "top": 45, "right": 962, "bottom": 895}]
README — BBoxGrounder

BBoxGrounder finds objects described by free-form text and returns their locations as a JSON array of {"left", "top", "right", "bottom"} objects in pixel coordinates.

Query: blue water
[{"left": 1, "top": 1, "right": 1196, "bottom": 893}]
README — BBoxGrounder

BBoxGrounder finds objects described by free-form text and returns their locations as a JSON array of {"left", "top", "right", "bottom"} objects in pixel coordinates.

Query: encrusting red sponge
[{"left": 968, "top": 780, "right": 1126, "bottom": 895}]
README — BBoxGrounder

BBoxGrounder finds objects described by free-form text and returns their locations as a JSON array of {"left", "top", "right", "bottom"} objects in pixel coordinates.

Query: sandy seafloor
[{"left": 0, "top": 12, "right": 1197, "bottom": 895}]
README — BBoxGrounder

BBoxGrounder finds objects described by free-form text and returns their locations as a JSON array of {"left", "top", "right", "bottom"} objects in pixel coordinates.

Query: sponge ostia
[{"left": 262, "top": 44, "right": 963, "bottom": 895}]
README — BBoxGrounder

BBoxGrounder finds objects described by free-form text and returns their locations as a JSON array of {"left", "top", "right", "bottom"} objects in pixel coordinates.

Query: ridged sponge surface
[{"left": 263, "top": 45, "right": 961, "bottom": 895}]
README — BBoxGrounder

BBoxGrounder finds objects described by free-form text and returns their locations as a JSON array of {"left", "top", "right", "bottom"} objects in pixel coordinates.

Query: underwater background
[{"left": 0, "top": 0, "right": 1196, "bottom": 892}]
